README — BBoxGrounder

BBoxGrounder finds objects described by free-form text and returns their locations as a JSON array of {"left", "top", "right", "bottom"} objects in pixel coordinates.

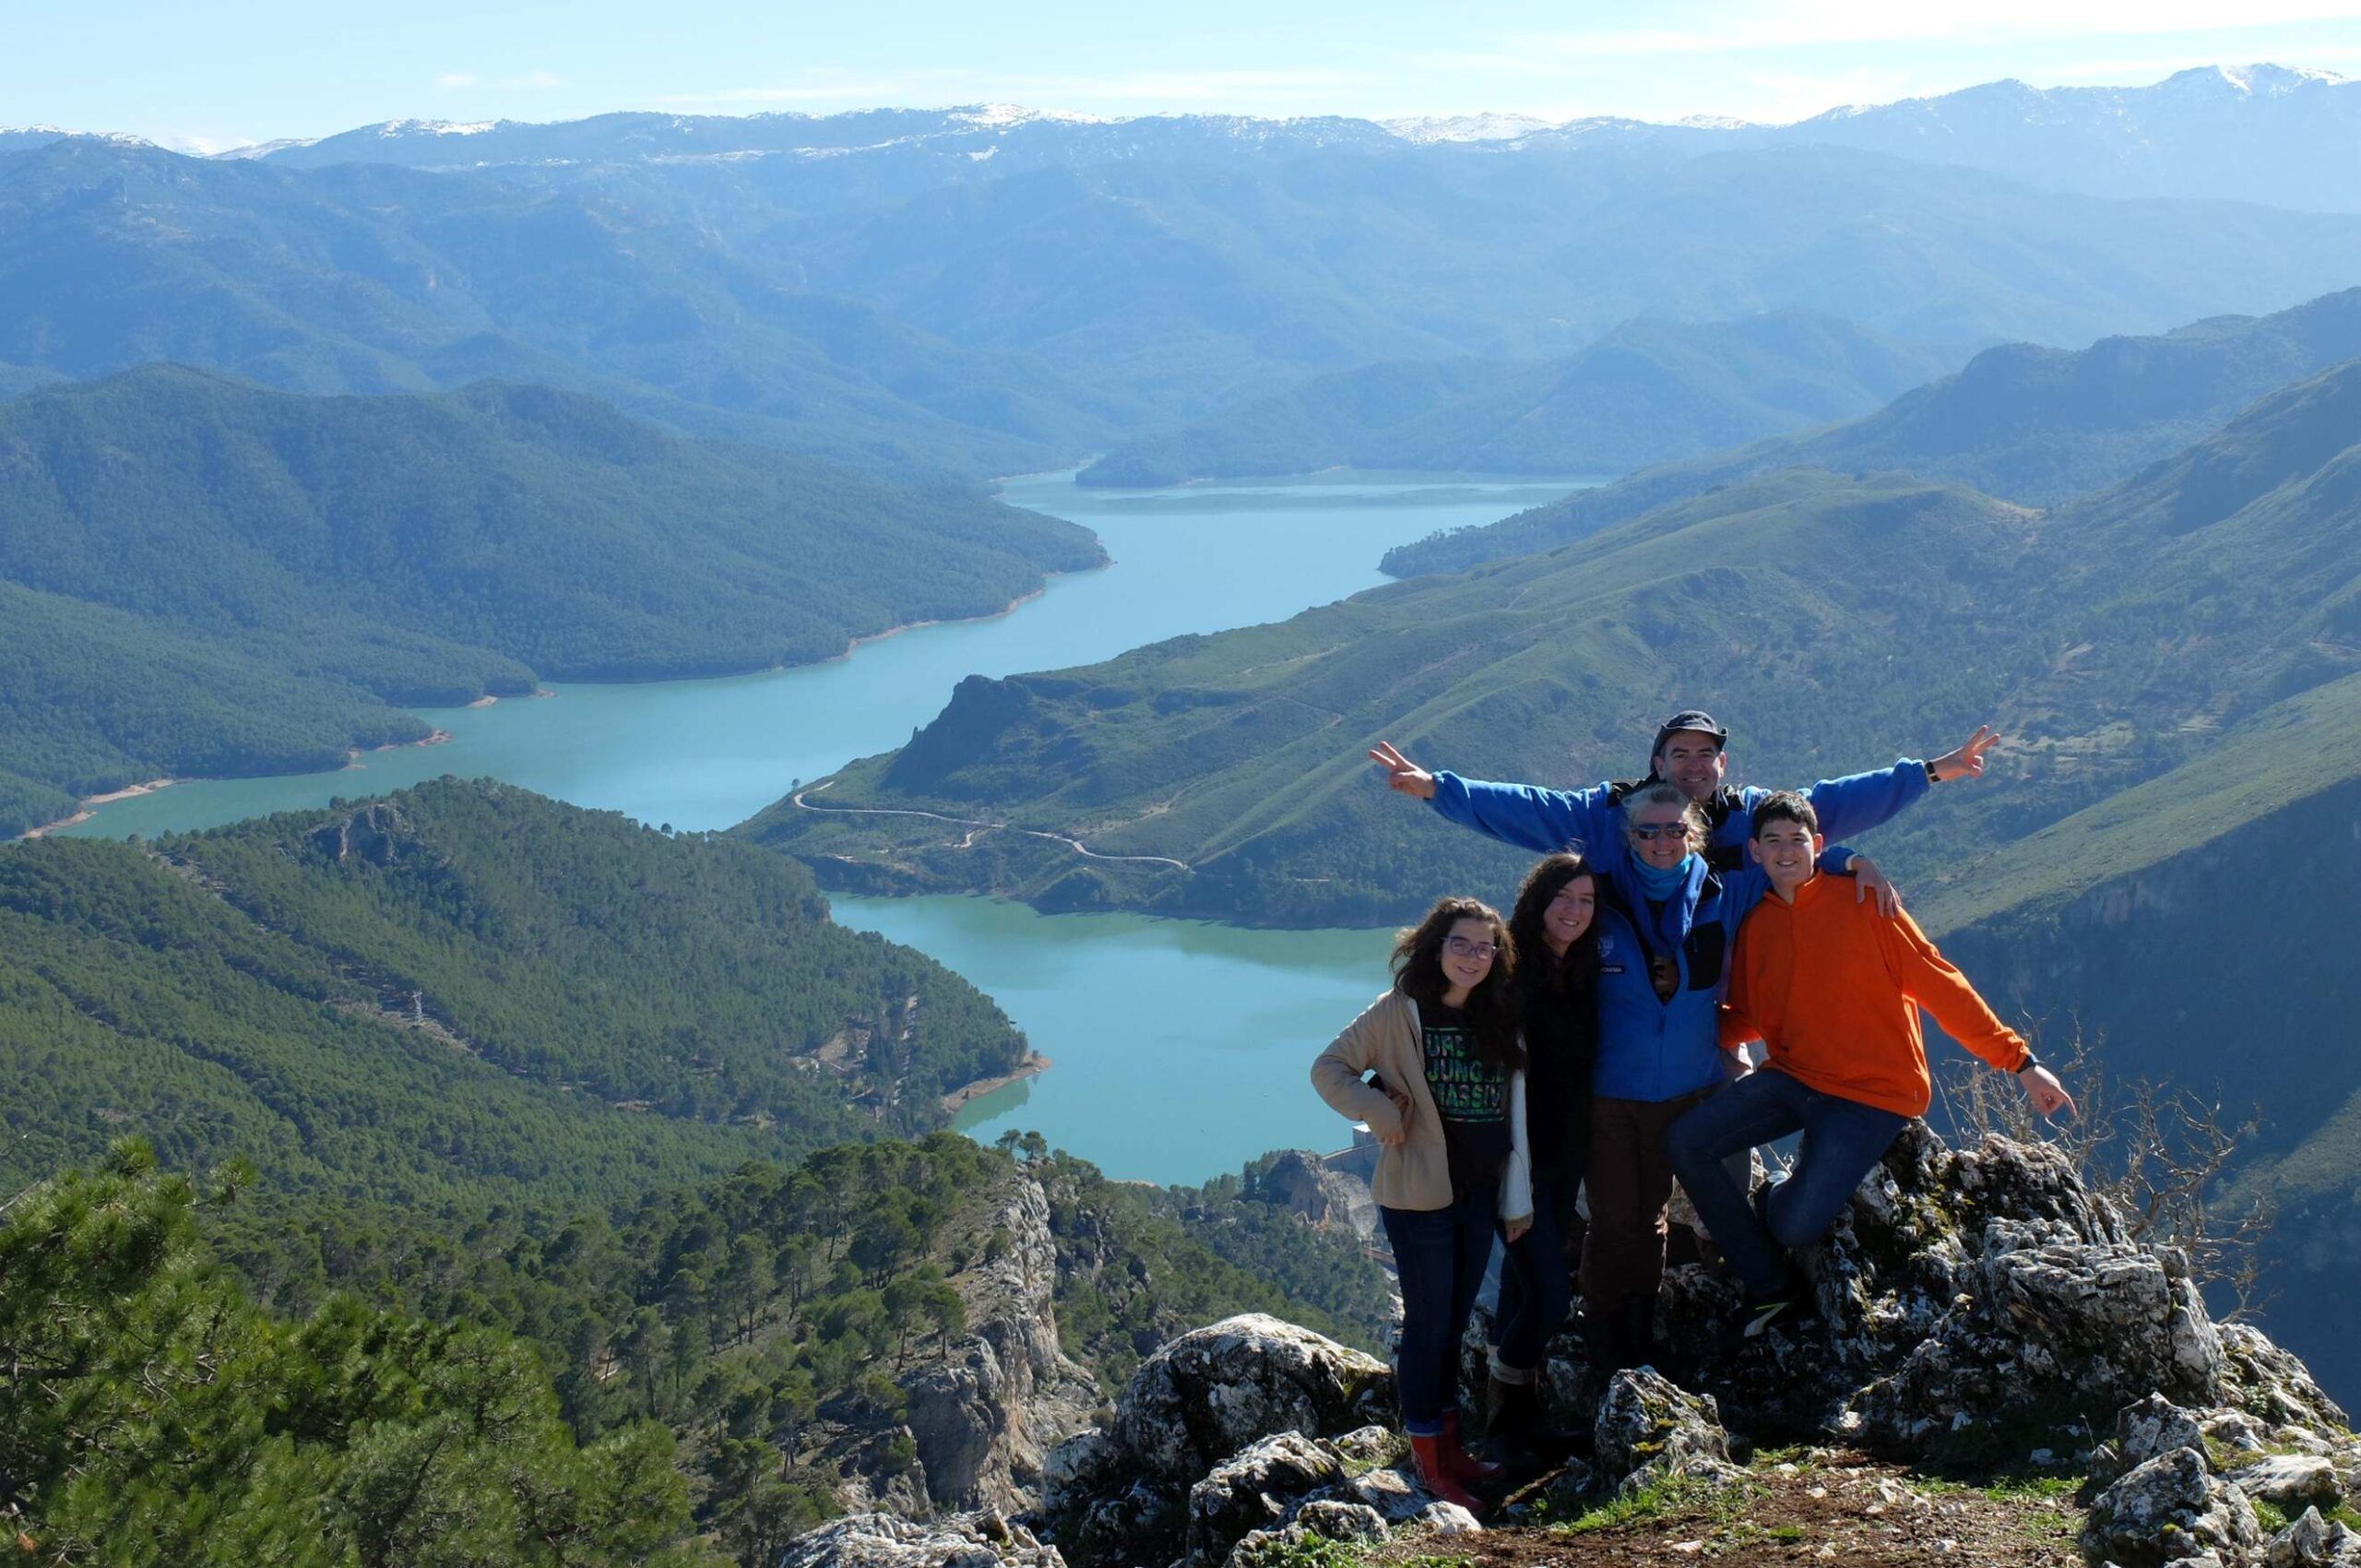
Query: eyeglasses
[
  {"left": 1628, "top": 823, "right": 1690, "bottom": 841},
  {"left": 1442, "top": 936, "right": 1500, "bottom": 959}
]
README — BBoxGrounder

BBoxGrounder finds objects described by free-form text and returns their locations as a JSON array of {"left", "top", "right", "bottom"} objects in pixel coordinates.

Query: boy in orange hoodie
[{"left": 1667, "top": 791, "right": 2075, "bottom": 1337}]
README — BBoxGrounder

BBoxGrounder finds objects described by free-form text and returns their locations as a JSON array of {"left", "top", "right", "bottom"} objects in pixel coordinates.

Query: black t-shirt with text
[{"left": 1421, "top": 1003, "right": 1510, "bottom": 1198}]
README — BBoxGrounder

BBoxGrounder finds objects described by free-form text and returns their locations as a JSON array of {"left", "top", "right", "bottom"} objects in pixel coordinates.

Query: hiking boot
[
  {"left": 1487, "top": 1372, "right": 1575, "bottom": 1469},
  {"left": 1583, "top": 1305, "right": 1633, "bottom": 1372}
]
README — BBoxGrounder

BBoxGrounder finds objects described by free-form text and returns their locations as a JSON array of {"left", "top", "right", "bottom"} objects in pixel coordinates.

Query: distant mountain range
[
  {"left": 1075, "top": 312, "right": 1970, "bottom": 488},
  {"left": 160, "top": 65, "right": 2361, "bottom": 215},
  {"left": 7, "top": 77, "right": 2361, "bottom": 482},
  {"left": 0, "top": 366, "right": 1101, "bottom": 837},
  {"left": 1385, "top": 285, "right": 2361, "bottom": 574}
]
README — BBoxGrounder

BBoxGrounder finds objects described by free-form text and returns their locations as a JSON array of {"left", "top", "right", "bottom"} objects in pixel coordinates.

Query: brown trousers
[{"left": 1582, "top": 1089, "right": 1712, "bottom": 1313}]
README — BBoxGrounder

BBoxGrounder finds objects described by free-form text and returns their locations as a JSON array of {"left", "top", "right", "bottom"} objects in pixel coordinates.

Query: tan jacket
[{"left": 1311, "top": 990, "right": 1532, "bottom": 1219}]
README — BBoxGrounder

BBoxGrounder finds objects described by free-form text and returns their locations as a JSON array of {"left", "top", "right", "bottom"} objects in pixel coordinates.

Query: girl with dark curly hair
[{"left": 1311, "top": 895, "right": 1530, "bottom": 1511}]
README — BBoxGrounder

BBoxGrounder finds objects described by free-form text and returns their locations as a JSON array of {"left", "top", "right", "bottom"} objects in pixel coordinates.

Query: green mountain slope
[
  {"left": 1386, "top": 285, "right": 2361, "bottom": 575},
  {"left": 740, "top": 359, "right": 2361, "bottom": 931},
  {"left": 0, "top": 778, "right": 1033, "bottom": 1210},
  {"left": 1075, "top": 312, "right": 1966, "bottom": 488},
  {"left": 0, "top": 366, "right": 1103, "bottom": 835}
]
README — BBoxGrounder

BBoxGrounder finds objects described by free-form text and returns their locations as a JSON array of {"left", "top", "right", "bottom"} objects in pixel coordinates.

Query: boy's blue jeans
[
  {"left": 1380, "top": 1187, "right": 1499, "bottom": 1434},
  {"left": 1667, "top": 1067, "right": 1905, "bottom": 1299}
]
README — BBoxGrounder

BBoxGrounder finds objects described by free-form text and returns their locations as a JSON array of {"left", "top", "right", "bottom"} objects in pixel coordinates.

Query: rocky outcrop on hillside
[
  {"left": 1251, "top": 1149, "right": 1379, "bottom": 1242},
  {"left": 783, "top": 1134, "right": 2357, "bottom": 1568},
  {"left": 902, "top": 1180, "right": 1101, "bottom": 1514}
]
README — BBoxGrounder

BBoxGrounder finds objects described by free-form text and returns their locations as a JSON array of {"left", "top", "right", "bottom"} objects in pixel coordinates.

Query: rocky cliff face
[
  {"left": 901, "top": 1179, "right": 1102, "bottom": 1515},
  {"left": 1938, "top": 778, "right": 2361, "bottom": 1409},
  {"left": 781, "top": 1133, "right": 2359, "bottom": 1568}
]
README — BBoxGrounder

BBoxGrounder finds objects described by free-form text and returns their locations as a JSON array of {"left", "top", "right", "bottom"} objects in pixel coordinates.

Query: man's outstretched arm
[
  {"left": 1793, "top": 724, "right": 2002, "bottom": 840},
  {"left": 1369, "top": 741, "right": 1615, "bottom": 855}
]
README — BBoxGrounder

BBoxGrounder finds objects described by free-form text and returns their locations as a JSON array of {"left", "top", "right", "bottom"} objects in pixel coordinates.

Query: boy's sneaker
[
  {"left": 1739, "top": 1292, "right": 1797, "bottom": 1339},
  {"left": 1740, "top": 1267, "right": 1817, "bottom": 1339}
]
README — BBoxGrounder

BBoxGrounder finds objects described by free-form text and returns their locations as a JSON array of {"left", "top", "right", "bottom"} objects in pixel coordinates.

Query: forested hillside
[
  {"left": 1386, "top": 285, "right": 2361, "bottom": 574},
  {"left": 0, "top": 775, "right": 1393, "bottom": 1562},
  {"left": 0, "top": 367, "right": 1102, "bottom": 835},
  {"left": 1076, "top": 312, "right": 1964, "bottom": 488},
  {"left": 0, "top": 778, "right": 1035, "bottom": 1207},
  {"left": 4, "top": 1142, "right": 718, "bottom": 1566},
  {"left": 9, "top": 1126, "right": 1388, "bottom": 1565},
  {"left": 742, "top": 358, "right": 2361, "bottom": 932}
]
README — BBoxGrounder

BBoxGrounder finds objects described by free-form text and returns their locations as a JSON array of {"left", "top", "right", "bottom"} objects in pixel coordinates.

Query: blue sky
[{"left": 11, "top": 0, "right": 2361, "bottom": 153}]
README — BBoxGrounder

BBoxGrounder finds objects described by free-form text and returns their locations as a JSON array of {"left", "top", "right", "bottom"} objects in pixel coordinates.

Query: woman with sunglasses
[
  {"left": 1576, "top": 779, "right": 1867, "bottom": 1370},
  {"left": 1311, "top": 895, "right": 1531, "bottom": 1512}
]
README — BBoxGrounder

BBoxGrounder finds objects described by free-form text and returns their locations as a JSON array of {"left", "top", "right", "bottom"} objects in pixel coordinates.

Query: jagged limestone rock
[
  {"left": 2220, "top": 1324, "right": 2353, "bottom": 1435},
  {"left": 1593, "top": 1368, "right": 1743, "bottom": 1494},
  {"left": 1325, "top": 1424, "right": 1400, "bottom": 1467},
  {"left": 1040, "top": 1316, "right": 1389, "bottom": 1568},
  {"left": 905, "top": 1180, "right": 1098, "bottom": 1512},
  {"left": 1252, "top": 1151, "right": 1378, "bottom": 1242},
  {"left": 2098, "top": 1396, "right": 2215, "bottom": 1482},
  {"left": 2264, "top": 1506, "right": 2361, "bottom": 1568},
  {"left": 1108, "top": 1314, "right": 1392, "bottom": 1486},
  {"left": 1220, "top": 1501, "right": 1387, "bottom": 1568},
  {"left": 2229, "top": 1455, "right": 2345, "bottom": 1512},
  {"left": 2082, "top": 1447, "right": 2260, "bottom": 1568},
  {"left": 1182, "top": 1432, "right": 1346, "bottom": 1568},
  {"left": 778, "top": 1511, "right": 1065, "bottom": 1568},
  {"left": 1411, "top": 1501, "right": 1483, "bottom": 1534}
]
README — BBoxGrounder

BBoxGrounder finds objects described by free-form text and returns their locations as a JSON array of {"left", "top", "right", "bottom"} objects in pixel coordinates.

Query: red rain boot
[
  {"left": 1408, "top": 1432, "right": 1484, "bottom": 1513},
  {"left": 1439, "top": 1409, "right": 1505, "bottom": 1483}
]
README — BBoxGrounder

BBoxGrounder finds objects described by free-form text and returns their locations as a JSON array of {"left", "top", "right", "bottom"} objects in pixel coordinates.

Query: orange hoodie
[{"left": 1719, "top": 873, "right": 2030, "bottom": 1119}]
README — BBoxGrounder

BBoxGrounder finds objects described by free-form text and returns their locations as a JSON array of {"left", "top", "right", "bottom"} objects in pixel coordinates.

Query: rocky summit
[{"left": 779, "top": 1132, "right": 2359, "bottom": 1568}]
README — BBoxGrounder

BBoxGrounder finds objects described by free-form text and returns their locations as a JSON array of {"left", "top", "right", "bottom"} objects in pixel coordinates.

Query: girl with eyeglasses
[{"left": 1311, "top": 895, "right": 1530, "bottom": 1512}]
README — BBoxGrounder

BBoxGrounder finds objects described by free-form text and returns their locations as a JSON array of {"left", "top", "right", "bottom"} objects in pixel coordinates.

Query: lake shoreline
[
  {"left": 940, "top": 1050, "right": 1053, "bottom": 1114},
  {"left": 34, "top": 571, "right": 1095, "bottom": 842},
  {"left": 17, "top": 724, "right": 462, "bottom": 841}
]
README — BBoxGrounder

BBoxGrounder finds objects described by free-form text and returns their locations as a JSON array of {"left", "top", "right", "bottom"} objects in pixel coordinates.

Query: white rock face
[
  {"left": 1592, "top": 1368, "right": 1742, "bottom": 1494},
  {"left": 903, "top": 1179, "right": 1099, "bottom": 1513},
  {"left": 778, "top": 1511, "right": 1063, "bottom": 1568},
  {"left": 2082, "top": 1448, "right": 2260, "bottom": 1568}
]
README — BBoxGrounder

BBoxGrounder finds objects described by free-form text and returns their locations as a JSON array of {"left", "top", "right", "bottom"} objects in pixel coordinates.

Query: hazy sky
[{"left": 11, "top": 0, "right": 2361, "bottom": 153}]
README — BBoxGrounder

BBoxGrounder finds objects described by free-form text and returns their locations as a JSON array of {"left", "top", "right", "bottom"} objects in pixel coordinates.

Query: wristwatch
[
  {"left": 1924, "top": 759, "right": 1942, "bottom": 785},
  {"left": 2016, "top": 1050, "right": 2042, "bottom": 1074}
]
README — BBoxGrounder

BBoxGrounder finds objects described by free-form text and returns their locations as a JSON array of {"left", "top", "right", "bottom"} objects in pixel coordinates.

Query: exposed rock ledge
[{"left": 784, "top": 1133, "right": 2356, "bottom": 1568}]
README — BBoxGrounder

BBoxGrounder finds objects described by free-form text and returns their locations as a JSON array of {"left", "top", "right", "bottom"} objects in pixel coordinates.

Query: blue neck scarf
[{"left": 1624, "top": 852, "right": 1707, "bottom": 959}]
